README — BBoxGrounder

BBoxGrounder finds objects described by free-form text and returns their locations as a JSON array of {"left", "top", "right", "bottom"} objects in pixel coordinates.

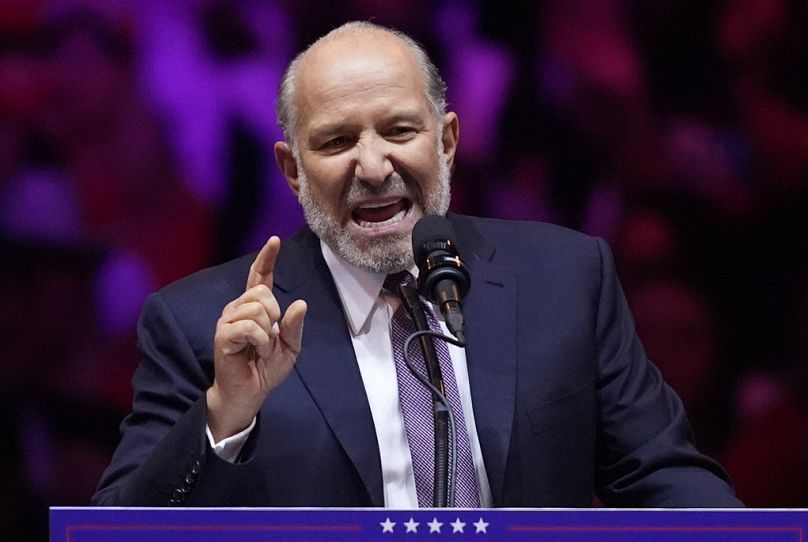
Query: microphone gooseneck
[{"left": 396, "top": 282, "right": 452, "bottom": 507}]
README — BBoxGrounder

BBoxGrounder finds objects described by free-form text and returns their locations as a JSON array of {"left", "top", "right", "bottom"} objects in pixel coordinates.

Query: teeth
[
  {"left": 357, "top": 199, "right": 401, "bottom": 209},
  {"left": 357, "top": 208, "right": 407, "bottom": 228}
]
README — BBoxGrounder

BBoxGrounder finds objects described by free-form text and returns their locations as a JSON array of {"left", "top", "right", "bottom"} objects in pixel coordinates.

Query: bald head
[{"left": 276, "top": 21, "right": 447, "bottom": 151}]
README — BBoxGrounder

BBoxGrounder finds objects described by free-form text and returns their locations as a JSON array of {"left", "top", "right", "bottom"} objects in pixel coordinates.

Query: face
[{"left": 275, "top": 31, "right": 458, "bottom": 273}]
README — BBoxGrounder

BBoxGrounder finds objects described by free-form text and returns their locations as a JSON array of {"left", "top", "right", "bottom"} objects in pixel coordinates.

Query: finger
[
  {"left": 246, "top": 236, "right": 281, "bottom": 291},
  {"left": 229, "top": 284, "right": 280, "bottom": 320},
  {"left": 219, "top": 320, "right": 271, "bottom": 358},
  {"left": 223, "top": 301, "right": 275, "bottom": 334},
  {"left": 231, "top": 284, "right": 282, "bottom": 325},
  {"left": 279, "top": 299, "right": 307, "bottom": 354}
]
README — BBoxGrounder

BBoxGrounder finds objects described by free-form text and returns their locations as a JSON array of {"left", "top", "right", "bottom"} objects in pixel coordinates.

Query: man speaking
[{"left": 92, "top": 21, "right": 741, "bottom": 508}]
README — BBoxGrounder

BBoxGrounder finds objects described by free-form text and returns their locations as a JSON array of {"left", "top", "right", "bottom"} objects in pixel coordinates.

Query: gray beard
[{"left": 297, "top": 156, "right": 451, "bottom": 274}]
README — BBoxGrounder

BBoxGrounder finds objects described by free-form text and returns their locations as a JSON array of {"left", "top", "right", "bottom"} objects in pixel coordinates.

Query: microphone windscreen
[{"left": 412, "top": 215, "right": 458, "bottom": 264}]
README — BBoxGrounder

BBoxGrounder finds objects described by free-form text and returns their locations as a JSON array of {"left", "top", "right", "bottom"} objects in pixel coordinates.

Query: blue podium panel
[{"left": 50, "top": 508, "right": 808, "bottom": 542}]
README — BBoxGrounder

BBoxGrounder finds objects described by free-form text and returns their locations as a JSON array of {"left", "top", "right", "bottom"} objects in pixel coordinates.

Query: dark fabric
[{"left": 92, "top": 213, "right": 742, "bottom": 508}]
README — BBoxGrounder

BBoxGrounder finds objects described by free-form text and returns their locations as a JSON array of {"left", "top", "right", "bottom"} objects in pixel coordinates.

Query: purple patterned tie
[{"left": 384, "top": 272, "right": 480, "bottom": 507}]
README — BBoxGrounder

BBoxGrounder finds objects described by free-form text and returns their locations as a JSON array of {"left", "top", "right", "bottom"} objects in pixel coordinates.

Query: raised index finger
[{"left": 246, "top": 236, "right": 281, "bottom": 291}]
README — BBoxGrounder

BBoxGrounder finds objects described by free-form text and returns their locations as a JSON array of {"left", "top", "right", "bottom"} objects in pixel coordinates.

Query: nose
[{"left": 354, "top": 137, "right": 394, "bottom": 185}]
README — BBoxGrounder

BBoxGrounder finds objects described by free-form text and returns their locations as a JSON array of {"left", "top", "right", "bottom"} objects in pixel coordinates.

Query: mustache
[{"left": 344, "top": 173, "right": 415, "bottom": 206}]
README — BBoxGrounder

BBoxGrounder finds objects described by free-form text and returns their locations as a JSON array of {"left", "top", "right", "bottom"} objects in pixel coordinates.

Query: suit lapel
[
  {"left": 273, "top": 230, "right": 384, "bottom": 506},
  {"left": 270, "top": 219, "right": 517, "bottom": 507},
  {"left": 451, "top": 215, "right": 518, "bottom": 506}
]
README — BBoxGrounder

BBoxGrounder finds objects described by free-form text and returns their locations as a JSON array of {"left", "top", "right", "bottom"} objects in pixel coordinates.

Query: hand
[{"left": 207, "top": 236, "right": 307, "bottom": 442}]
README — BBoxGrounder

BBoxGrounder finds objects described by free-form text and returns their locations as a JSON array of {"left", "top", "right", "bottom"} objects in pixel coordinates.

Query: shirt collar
[{"left": 320, "top": 240, "right": 420, "bottom": 335}]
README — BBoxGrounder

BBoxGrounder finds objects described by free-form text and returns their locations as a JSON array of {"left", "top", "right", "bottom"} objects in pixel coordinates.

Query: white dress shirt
[{"left": 208, "top": 240, "right": 492, "bottom": 507}]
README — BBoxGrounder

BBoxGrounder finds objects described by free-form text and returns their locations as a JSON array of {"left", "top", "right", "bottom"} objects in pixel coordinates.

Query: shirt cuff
[{"left": 205, "top": 417, "right": 256, "bottom": 463}]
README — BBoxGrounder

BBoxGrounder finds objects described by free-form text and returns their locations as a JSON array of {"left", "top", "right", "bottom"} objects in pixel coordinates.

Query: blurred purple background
[{"left": 2, "top": 0, "right": 808, "bottom": 537}]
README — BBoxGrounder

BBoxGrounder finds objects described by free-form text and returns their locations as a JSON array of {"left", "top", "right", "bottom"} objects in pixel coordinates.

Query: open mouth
[{"left": 351, "top": 197, "right": 412, "bottom": 228}]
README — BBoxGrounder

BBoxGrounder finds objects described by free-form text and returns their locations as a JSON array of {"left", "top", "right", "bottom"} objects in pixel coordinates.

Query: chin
[{"left": 340, "top": 233, "right": 414, "bottom": 274}]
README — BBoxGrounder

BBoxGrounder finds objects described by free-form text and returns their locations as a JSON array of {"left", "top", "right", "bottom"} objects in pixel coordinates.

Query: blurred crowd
[{"left": 1, "top": 0, "right": 807, "bottom": 538}]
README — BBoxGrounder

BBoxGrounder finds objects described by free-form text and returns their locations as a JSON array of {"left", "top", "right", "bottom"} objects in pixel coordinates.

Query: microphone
[{"left": 412, "top": 215, "right": 470, "bottom": 343}]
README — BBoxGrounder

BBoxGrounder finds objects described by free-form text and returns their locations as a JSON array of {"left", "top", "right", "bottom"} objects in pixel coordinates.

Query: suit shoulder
[
  {"left": 153, "top": 253, "right": 256, "bottom": 315},
  {"left": 452, "top": 213, "right": 604, "bottom": 262}
]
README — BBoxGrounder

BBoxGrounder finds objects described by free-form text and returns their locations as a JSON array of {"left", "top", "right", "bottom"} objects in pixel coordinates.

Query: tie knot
[{"left": 384, "top": 270, "right": 414, "bottom": 294}]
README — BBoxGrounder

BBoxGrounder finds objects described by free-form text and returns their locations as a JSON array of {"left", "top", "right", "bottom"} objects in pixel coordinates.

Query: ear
[
  {"left": 440, "top": 112, "right": 459, "bottom": 169},
  {"left": 274, "top": 141, "right": 300, "bottom": 196}
]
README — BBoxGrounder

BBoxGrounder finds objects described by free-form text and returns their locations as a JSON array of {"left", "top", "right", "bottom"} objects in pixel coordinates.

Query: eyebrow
[
  {"left": 311, "top": 111, "right": 427, "bottom": 134},
  {"left": 308, "top": 121, "right": 359, "bottom": 140},
  {"left": 383, "top": 110, "right": 429, "bottom": 127}
]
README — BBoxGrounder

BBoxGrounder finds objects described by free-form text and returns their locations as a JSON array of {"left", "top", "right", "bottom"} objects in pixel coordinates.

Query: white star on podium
[
  {"left": 450, "top": 518, "right": 466, "bottom": 533},
  {"left": 473, "top": 517, "right": 489, "bottom": 533},
  {"left": 427, "top": 517, "right": 443, "bottom": 533},
  {"left": 380, "top": 517, "right": 396, "bottom": 533},
  {"left": 404, "top": 517, "right": 420, "bottom": 533}
]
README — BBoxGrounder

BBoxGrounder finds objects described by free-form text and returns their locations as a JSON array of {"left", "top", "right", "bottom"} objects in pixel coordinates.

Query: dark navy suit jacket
[{"left": 92, "top": 214, "right": 741, "bottom": 507}]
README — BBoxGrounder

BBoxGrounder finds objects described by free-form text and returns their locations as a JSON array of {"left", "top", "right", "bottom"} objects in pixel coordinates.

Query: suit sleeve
[
  {"left": 591, "top": 238, "right": 743, "bottom": 507},
  {"left": 91, "top": 291, "right": 264, "bottom": 506}
]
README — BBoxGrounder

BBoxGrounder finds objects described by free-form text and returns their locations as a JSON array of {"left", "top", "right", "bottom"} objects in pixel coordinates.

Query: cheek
[
  {"left": 398, "top": 143, "right": 442, "bottom": 186},
  {"left": 303, "top": 162, "right": 350, "bottom": 210},
  {"left": 414, "top": 160, "right": 443, "bottom": 196}
]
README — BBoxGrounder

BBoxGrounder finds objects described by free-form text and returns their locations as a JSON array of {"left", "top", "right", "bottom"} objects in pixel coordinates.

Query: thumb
[{"left": 279, "top": 299, "right": 307, "bottom": 354}]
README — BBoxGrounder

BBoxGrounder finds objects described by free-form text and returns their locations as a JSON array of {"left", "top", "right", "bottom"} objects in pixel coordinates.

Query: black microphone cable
[
  {"left": 401, "top": 328, "right": 466, "bottom": 508},
  {"left": 395, "top": 279, "right": 453, "bottom": 507}
]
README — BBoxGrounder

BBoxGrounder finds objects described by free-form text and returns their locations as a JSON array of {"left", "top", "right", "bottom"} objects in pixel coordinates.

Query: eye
[
  {"left": 387, "top": 126, "right": 417, "bottom": 142},
  {"left": 326, "top": 136, "right": 347, "bottom": 147},
  {"left": 320, "top": 136, "right": 350, "bottom": 152}
]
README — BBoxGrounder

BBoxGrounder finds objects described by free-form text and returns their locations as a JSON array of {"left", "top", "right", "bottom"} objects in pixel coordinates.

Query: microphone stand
[{"left": 397, "top": 282, "right": 451, "bottom": 507}]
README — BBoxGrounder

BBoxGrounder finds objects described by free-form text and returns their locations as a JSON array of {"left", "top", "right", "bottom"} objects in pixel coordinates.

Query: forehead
[{"left": 293, "top": 32, "right": 430, "bottom": 127}]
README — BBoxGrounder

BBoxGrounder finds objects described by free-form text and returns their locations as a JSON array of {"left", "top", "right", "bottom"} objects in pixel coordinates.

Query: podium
[{"left": 51, "top": 507, "right": 808, "bottom": 541}]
